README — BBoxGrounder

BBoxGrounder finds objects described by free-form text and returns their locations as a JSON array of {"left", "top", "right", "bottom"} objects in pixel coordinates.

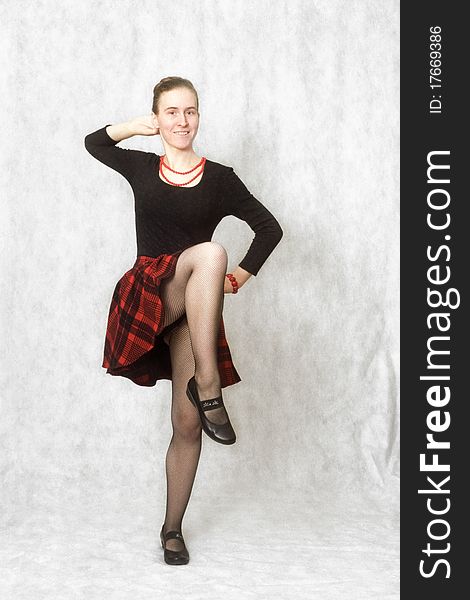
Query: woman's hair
[{"left": 152, "top": 76, "right": 199, "bottom": 115}]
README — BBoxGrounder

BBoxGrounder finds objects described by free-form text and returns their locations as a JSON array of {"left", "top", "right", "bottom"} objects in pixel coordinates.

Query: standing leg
[
  {"left": 159, "top": 241, "right": 229, "bottom": 424},
  {"left": 162, "top": 317, "right": 202, "bottom": 553}
]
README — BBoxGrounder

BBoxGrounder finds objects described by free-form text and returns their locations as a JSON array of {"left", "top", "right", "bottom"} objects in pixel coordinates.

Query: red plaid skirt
[{"left": 102, "top": 252, "right": 242, "bottom": 388}]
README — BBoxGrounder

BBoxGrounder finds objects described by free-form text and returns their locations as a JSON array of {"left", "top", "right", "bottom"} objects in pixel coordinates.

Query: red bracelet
[{"left": 225, "top": 273, "right": 239, "bottom": 294}]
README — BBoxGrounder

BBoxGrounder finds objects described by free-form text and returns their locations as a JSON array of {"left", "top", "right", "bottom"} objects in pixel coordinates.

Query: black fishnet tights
[
  {"left": 161, "top": 319, "right": 201, "bottom": 552},
  {"left": 158, "top": 242, "right": 230, "bottom": 551}
]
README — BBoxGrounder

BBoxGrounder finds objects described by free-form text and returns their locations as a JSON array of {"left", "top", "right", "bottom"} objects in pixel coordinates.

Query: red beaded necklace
[{"left": 159, "top": 155, "right": 206, "bottom": 187}]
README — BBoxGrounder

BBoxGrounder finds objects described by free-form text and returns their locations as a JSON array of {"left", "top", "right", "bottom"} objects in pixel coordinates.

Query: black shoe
[
  {"left": 186, "top": 375, "right": 236, "bottom": 445},
  {"left": 160, "top": 524, "right": 190, "bottom": 565}
]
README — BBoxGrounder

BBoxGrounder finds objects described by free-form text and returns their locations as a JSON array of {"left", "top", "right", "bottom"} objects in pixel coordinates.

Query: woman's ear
[{"left": 151, "top": 112, "right": 159, "bottom": 128}]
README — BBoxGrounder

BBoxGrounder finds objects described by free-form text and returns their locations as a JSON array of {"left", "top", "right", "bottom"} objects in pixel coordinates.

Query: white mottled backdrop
[{"left": 0, "top": 1, "right": 399, "bottom": 598}]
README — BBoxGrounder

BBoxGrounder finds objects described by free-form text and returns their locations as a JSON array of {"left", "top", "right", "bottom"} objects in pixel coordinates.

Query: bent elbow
[
  {"left": 84, "top": 133, "right": 93, "bottom": 154},
  {"left": 273, "top": 222, "right": 284, "bottom": 244}
]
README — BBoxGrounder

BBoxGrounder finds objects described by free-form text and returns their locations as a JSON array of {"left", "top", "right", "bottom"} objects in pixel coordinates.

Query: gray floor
[{"left": 1, "top": 491, "right": 398, "bottom": 600}]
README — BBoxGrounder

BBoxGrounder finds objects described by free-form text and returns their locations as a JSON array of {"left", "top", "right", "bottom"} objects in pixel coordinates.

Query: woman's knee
[
  {"left": 171, "top": 411, "right": 202, "bottom": 441},
  {"left": 179, "top": 241, "right": 227, "bottom": 273},
  {"left": 199, "top": 240, "right": 227, "bottom": 255},
  {"left": 192, "top": 241, "right": 228, "bottom": 270}
]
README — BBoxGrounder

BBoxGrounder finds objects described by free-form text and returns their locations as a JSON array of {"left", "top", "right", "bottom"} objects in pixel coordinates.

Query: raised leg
[{"left": 159, "top": 241, "right": 229, "bottom": 424}]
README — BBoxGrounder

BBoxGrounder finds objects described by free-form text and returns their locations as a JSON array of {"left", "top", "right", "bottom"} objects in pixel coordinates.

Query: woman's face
[{"left": 153, "top": 87, "right": 199, "bottom": 150}]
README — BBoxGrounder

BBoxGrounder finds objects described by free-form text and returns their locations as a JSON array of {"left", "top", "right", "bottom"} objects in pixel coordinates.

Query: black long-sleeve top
[{"left": 84, "top": 125, "right": 283, "bottom": 276}]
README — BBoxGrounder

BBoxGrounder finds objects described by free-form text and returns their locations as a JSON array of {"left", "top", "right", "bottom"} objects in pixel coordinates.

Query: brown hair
[{"left": 152, "top": 76, "right": 199, "bottom": 115}]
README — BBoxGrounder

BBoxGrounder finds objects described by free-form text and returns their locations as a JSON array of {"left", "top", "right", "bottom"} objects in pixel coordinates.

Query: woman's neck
[{"left": 161, "top": 147, "right": 201, "bottom": 170}]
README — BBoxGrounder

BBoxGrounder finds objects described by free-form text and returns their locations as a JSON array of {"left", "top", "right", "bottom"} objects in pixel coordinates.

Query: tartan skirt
[{"left": 102, "top": 252, "right": 242, "bottom": 388}]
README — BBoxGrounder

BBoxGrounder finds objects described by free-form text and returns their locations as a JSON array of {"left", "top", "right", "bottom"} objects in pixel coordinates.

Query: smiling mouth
[{"left": 174, "top": 131, "right": 189, "bottom": 135}]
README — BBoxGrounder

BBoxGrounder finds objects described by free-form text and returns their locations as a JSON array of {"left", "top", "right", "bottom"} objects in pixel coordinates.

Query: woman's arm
[
  {"left": 104, "top": 122, "right": 136, "bottom": 143},
  {"left": 105, "top": 116, "right": 159, "bottom": 142},
  {"left": 224, "top": 266, "right": 252, "bottom": 293},
  {"left": 84, "top": 115, "right": 159, "bottom": 182},
  {"left": 220, "top": 167, "right": 284, "bottom": 281}
]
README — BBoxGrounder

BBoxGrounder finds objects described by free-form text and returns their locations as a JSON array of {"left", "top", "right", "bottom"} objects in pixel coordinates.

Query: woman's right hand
[{"left": 127, "top": 115, "right": 160, "bottom": 136}]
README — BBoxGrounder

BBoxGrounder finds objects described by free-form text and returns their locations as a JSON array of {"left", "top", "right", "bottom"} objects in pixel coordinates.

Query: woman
[{"left": 84, "top": 76, "right": 283, "bottom": 565}]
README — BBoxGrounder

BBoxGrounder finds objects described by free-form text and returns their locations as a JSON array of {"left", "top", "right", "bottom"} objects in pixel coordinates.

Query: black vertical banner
[{"left": 401, "top": 4, "right": 467, "bottom": 597}]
